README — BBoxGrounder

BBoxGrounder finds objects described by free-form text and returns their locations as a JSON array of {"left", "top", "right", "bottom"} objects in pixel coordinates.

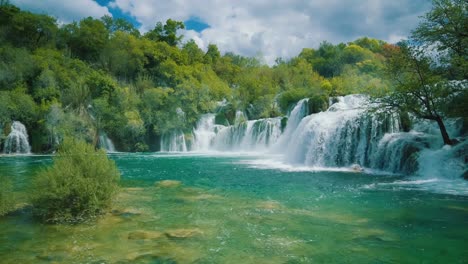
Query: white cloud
[
  {"left": 109, "top": 0, "right": 431, "bottom": 64},
  {"left": 11, "top": 0, "right": 432, "bottom": 65},
  {"left": 11, "top": 0, "right": 110, "bottom": 22}
]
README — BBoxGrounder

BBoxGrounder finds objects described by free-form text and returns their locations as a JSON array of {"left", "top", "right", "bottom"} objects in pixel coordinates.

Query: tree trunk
[{"left": 435, "top": 116, "right": 453, "bottom": 145}]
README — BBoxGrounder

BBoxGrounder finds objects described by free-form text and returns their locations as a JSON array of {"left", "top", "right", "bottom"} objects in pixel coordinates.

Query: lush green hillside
[{"left": 0, "top": 0, "right": 465, "bottom": 152}]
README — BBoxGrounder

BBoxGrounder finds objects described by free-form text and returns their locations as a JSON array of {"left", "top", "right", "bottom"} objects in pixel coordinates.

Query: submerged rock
[
  {"left": 257, "top": 200, "right": 282, "bottom": 210},
  {"left": 181, "top": 193, "right": 222, "bottom": 202},
  {"left": 131, "top": 254, "right": 177, "bottom": 264},
  {"left": 112, "top": 208, "right": 142, "bottom": 218},
  {"left": 155, "top": 180, "right": 182, "bottom": 188},
  {"left": 350, "top": 164, "right": 364, "bottom": 172},
  {"left": 128, "top": 230, "right": 164, "bottom": 240},
  {"left": 165, "top": 228, "right": 203, "bottom": 239}
]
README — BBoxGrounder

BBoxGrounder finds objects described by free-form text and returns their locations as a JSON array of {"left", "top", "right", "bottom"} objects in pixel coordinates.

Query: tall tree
[
  {"left": 62, "top": 17, "right": 109, "bottom": 62},
  {"left": 144, "top": 19, "right": 184, "bottom": 46},
  {"left": 382, "top": 42, "right": 463, "bottom": 145},
  {"left": 412, "top": 0, "right": 467, "bottom": 79}
]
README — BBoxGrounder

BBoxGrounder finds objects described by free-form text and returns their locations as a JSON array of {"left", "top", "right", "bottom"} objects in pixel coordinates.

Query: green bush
[
  {"left": 0, "top": 175, "right": 15, "bottom": 216},
  {"left": 30, "top": 138, "right": 120, "bottom": 223}
]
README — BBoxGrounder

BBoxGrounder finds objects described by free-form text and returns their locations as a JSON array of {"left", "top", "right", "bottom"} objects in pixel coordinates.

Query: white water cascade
[
  {"left": 212, "top": 118, "right": 283, "bottom": 151},
  {"left": 99, "top": 133, "right": 116, "bottom": 153},
  {"left": 272, "top": 98, "right": 309, "bottom": 152},
  {"left": 192, "top": 114, "right": 223, "bottom": 151},
  {"left": 160, "top": 130, "right": 188, "bottom": 152},
  {"left": 281, "top": 95, "right": 420, "bottom": 171},
  {"left": 3, "top": 121, "right": 31, "bottom": 154},
  {"left": 191, "top": 113, "right": 283, "bottom": 152}
]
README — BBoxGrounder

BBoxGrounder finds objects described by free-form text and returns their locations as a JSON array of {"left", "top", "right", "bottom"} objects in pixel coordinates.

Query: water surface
[{"left": 0, "top": 153, "right": 467, "bottom": 263}]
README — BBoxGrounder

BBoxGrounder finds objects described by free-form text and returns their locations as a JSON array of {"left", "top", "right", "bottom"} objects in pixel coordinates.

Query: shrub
[
  {"left": 30, "top": 138, "right": 120, "bottom": 223},
  {"left": 0, "top": 175, "right": 14, "bottom": 216}
]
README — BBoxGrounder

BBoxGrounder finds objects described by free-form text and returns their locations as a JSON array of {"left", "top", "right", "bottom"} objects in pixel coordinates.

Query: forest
[{"left": 0, "top": 1, "right": 466, "bottom": 153}]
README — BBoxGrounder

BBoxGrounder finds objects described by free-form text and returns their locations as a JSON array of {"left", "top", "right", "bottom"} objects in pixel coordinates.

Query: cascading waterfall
[
  {"left": 272, "top": 98, "right": 309, "bottom": 152},
  {"left": 160, "top": 130, "right": 187, "bottom": 152},
  {"left": 212, "top": 118, "right": 283, "bottom": 151},
  {"left": 191, "top": 114, "right": 283, "bottom": 152},
  {"left": 192, "top": 114, "right": 224, "bottom": 151},
  {"left": 3, "top": 121, "right": 31, "bottom": 154},
  {"left": 99, "top": 133, "right": 116, "bottom": 153},
  {"left": 282, "top": 95, "right": 415, "bottom": 171},
  {"left": 184, "top": 94, "right": 466, "bottom": 179},
  {"left": 159, "top": 107, "right": 189, "bottom": 152}
]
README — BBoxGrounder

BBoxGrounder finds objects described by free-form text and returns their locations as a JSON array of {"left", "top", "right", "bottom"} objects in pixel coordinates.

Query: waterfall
[
  {"left": 3, "top": 121, "right": 31, "bottom": 154},
  {"left": 234, "top": 111, "right": 247, "bottom": 125},
  {"left": 99, "top": 133, "right": 116, "bottom": 153},
  {"left": 192, "top": 114, "right": 224, "bottom": 151},
  {"left": 283, "top": 95, "right": 409, "bottom": 170},
  {"left": 188, "top": 94, "right": 466, "bottom": 178},
  {"left": 272, "top": 98, "right": 309, "bottom": 152},
  {"left": 160, "top": 130, "right": 187, "bottom": 152},
  {"left": 191, "top": 115, "right": 282, "bottom": 152}
]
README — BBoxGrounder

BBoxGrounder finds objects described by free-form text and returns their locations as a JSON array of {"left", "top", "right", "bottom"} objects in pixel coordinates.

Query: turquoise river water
[{"left": 0, "top": 153, "right": 467, "bottom": 263}]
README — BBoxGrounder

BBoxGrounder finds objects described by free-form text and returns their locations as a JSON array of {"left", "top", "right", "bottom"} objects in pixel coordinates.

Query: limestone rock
[
  {"left": 128, "top": 230, "right": 163, "bottom": 240},
  {"left": 165, "top": 228, "right": 203, "bottom": 239},
  {"left": 155, "top": 180, "right": 182, "bottom": 188}
]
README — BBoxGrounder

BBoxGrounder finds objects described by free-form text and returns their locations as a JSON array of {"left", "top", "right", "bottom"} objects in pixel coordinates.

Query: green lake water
[{"left": 0, "top": 153, "right": 467, "bottom": 263}]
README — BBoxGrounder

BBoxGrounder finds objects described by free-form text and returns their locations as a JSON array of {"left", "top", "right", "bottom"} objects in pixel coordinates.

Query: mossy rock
[
  {"left": 307, "top": 95, "right": 329, "bottom": 114},
  {"left": 281, "top": 117, "right": 288, "bottom": 132},
  {"left": 461, "top": 117, "right": 468, "bottom": 136},
  {"left": 215, "top": 103, "right": 236, "bottom": 125},
  {"left": 165, "top": 228, "right": 203, "bottom": 239},
  {"left": 128, "top": 230, "right": 163, "bottom": 240},
  {"left": 214, "top": 112, "right": 230, "bottom": 126},
  {"left": 132, "top": 254, "right": 177, "bottom": 264},
  {"left": 155, "top": 180, "right": 182, "bottom": 188}
]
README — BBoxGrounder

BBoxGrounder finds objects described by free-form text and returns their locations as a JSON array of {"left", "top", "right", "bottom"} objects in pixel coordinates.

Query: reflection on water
[{"left": 0, "top": 153, "right": 467, "bottom": 263}]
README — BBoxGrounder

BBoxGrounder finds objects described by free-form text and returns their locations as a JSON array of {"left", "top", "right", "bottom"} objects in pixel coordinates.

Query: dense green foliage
[
  {"left": 0, "top": 1, "right": 464, "bottom": 152},
  {"left": 0, "top": 175, "right": 14, "bottom": 216},
  {"left": 30, "top": 138, "right": 120, "bottom": 223}
]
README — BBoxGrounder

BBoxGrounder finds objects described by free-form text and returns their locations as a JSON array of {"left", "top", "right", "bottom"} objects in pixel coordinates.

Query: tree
[
  {"left": 62, "top": 17, "right": 109, "bottom": 61},
  {"left": 379, "top": 0, "right": 467, "bottom": 145},
  {"left": 412, "top": 0, "right": 467, "bottom": 79},
  {"left": 204, "top": 44, "right": 220, "bottom": 64},
  {"left": 182, "top": 39, "right": 204, "bottom": 64},
  {"left": 144, "top": 19, "right": 185, "bottom": 46},
  {"left": 101, "top": 15, "right": 140, "bottom": 37},
  {"left": 382, "top": 42, "right": 460, "bottom": 145}
]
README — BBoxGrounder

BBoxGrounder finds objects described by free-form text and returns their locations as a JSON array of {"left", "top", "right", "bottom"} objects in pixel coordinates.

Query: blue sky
[
  {"left": 94, "top": 0, "right": 141, "bottom": 28},
  {"left": 10, "top": 0, "right": 432, "bottom": 64}
]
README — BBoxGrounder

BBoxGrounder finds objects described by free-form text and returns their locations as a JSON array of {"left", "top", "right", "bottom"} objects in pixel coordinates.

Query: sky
[{"left": 10, "top": 0, "right": 432, "bottom": 64}]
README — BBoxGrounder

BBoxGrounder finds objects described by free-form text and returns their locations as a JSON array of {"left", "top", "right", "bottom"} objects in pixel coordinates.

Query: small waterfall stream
[
  {"left": 3, "top": 121, "right": 31, "bottom": 154},
  {"left": 99, "top": 133, "right": 116, "bottom": 153},
  {"left": 191, "top": 116, "right": 282, "bottom": 152},
  {"left": 160, "top": 130, "right": 188, "bottom": 152}
]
